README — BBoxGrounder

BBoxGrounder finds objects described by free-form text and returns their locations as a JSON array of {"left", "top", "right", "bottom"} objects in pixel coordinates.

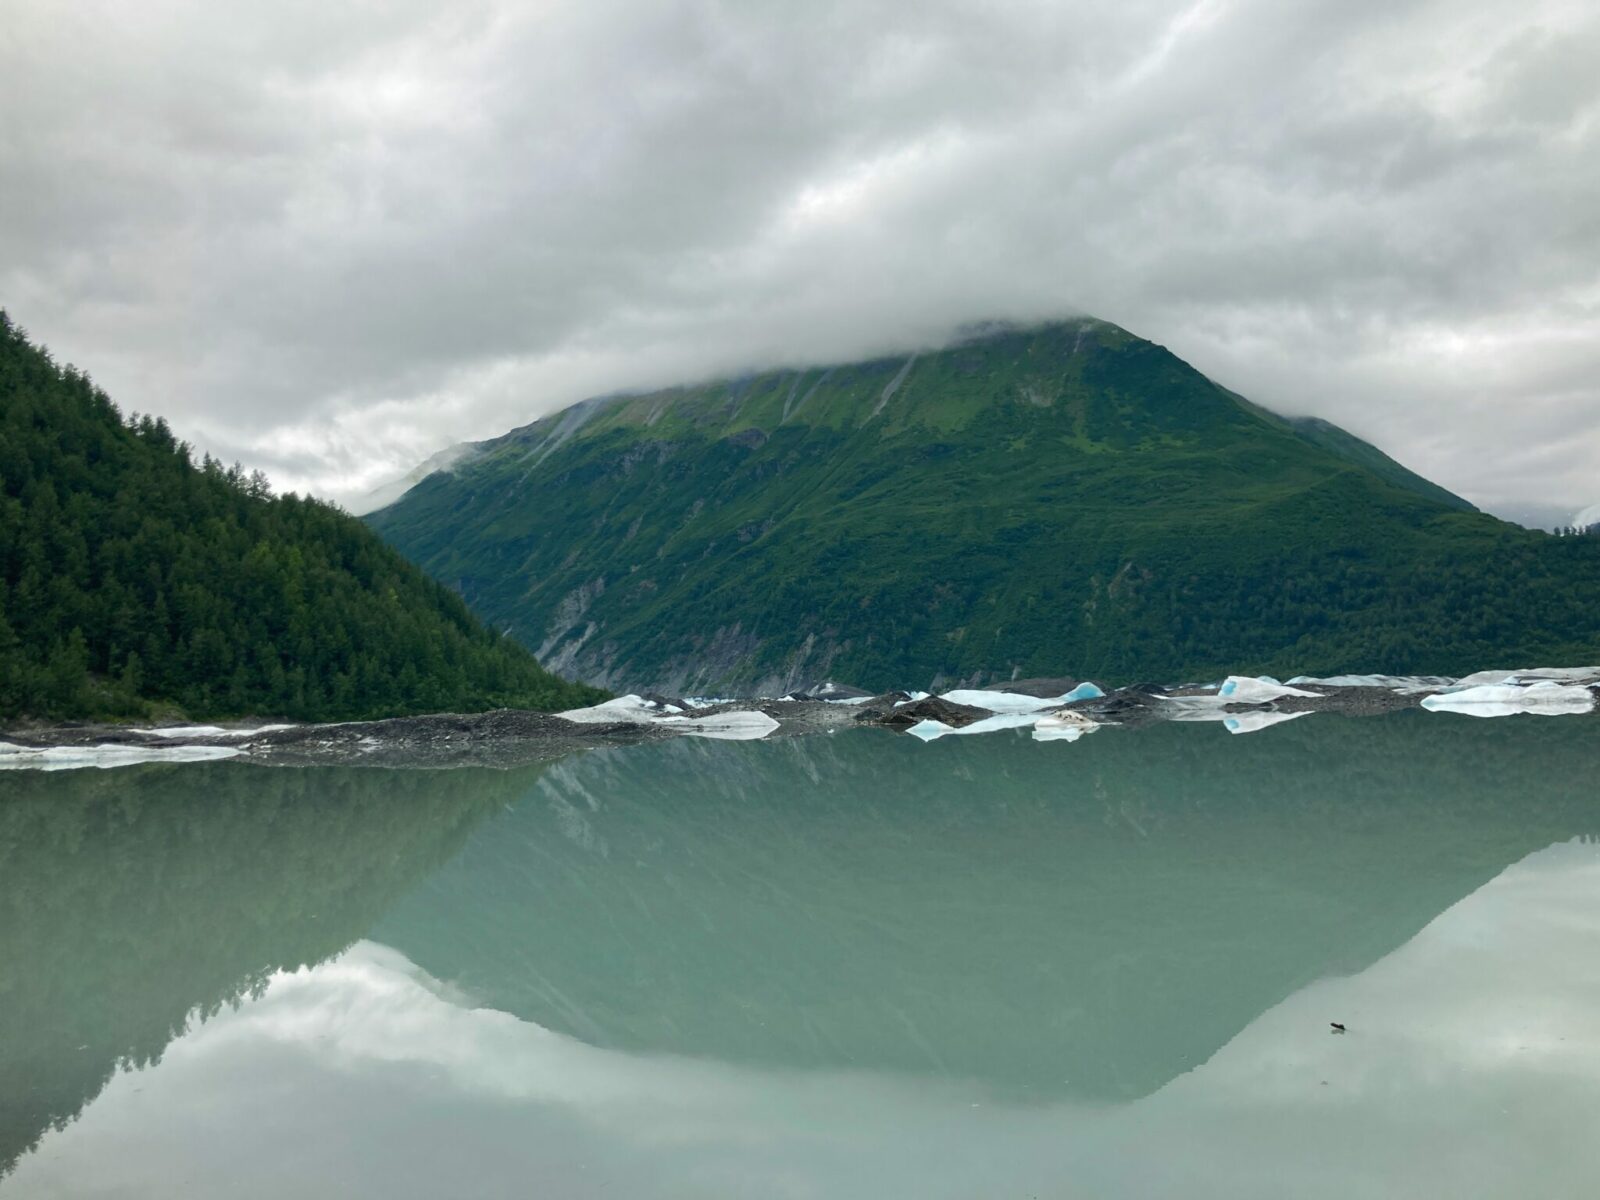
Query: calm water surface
[{"left": 3, "top": 712, "right": 1600, "bottom": 1198}]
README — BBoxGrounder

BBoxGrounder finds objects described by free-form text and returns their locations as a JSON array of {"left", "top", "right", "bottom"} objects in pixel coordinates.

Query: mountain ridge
[{"left": 369, "top": 317, "right": 1600, "bottom": 693}]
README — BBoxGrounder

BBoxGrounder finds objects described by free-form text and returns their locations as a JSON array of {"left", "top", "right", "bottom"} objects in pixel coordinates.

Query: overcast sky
[{"left": 4, "top": 0, "right": 1597, "bottom": 522}]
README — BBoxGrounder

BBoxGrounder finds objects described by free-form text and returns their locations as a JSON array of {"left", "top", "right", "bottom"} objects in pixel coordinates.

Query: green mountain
[
  {"left": 0, "top": 313, "right": 603, "bottom": 721},
  {"left": 369, "top": 316, "right": 1600, "bottom": 694}
]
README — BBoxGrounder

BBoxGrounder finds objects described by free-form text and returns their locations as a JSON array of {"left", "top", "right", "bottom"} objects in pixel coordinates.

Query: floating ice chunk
[
  {"left": 0, "top": 743, "right": 243, "bottom": 772},
  {"left": 893, "top": 691, "right": 933, "bottom": 707},
  {"left": 557, "top": 695, "right": 663, "bottom": 724},
  {"left": 675, "top": 711, "right": 781, "bottom": 740},
  {"left": 1223, "top": 711, "right": 1312, "bottom": 735},
  {"left": 1421, "top": 682, "right": 1595, "bottom": 719},
  {"left": 1031, "top": 711, "right": 1101, "bottom": 742},
  {"left": 905, "top": 719, "right": 954, "bottom": 742},
  {"left": 938, "top": 682, "right": 1104, "bottom": 713},
  {"left": 1215, "top": 676, "right": 1321, "bottom": 703}
]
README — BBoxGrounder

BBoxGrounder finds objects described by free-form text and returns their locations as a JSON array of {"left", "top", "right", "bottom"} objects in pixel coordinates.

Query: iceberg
[
  {"left": 559, "top": 696, "right": 778, "bottom": 739},
  {"left": 938, "top": 682, "right": 1105, "bottom": 713},
  {"left": 1157, "top": 675, "right": 1319, "bottom": 720},
  {"left": 1420, "top": 682, "right": 1596, "bottom": 719},
  {"left": 1215, "top": 676, "right": 1321, "bottom": 703},
  {"left": 557, "top": 695, "right": 666, "bottom": 724},
  {"left": 0, "top": 743, "right": 243, "bottom": 772}
]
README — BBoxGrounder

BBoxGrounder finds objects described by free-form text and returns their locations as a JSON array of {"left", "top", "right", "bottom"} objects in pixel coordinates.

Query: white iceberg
[
  {"left": 1420, "top": 682, "right": 1596, "bottom": 719},
  {"left": 1215, "top": 676, "right": 1321, "bottom": 702},
  {"left": 559, "top": 696, "right": 777, "bottom": 739},
  {"left": 0, "top": 743, "right": 243, "bottom": 772},
  {"left": 938, "top": 682, "right": 1104, "bottom": 713},
  {"left": 557, "top": 695, "right": 666, "bottom": 724},
  {"left": 1157, "top": 675, "right": 1319, "bottom": 720}
]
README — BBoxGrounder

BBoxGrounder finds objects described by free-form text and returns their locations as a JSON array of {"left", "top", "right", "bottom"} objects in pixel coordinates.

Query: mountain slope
[
  {"left": 370, "top": 318, "right": 1600, "bottom": 692},
  {"left": 0, "top": 314, "right": 604, "bottom": 721}
]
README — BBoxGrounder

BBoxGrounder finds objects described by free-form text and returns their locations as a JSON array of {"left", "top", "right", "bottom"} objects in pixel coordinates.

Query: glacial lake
[{"left": 4, "top": 711, "right": 1600, "bottom": 1198}]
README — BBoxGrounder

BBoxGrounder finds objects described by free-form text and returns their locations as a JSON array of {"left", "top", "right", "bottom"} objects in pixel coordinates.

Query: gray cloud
[{"left": 3, "top": 0, "right": 1597, "bottom": 518}]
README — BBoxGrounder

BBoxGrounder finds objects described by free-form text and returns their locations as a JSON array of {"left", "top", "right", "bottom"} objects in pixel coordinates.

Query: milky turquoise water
[{"left": 4, "top": 712, "right": 1600, "bottom": 1198}]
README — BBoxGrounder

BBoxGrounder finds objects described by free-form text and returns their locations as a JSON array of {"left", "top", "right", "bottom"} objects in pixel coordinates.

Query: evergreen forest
[{"left": 0, "top": 314, "right": 604, "bottom": 721}]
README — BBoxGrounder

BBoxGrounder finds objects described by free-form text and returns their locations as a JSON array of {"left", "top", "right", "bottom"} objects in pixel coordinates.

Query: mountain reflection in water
[{"left": 3, "top": 712, "right": 1600, "bottom": 1197}]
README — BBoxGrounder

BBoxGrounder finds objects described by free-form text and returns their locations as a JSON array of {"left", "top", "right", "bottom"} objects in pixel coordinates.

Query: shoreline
[{"left": 5, "top": 670, "right": 1596, "bottom": 770}]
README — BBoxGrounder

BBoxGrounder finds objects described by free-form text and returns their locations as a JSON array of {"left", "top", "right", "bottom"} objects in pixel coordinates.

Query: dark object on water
[
  {"left": 1330, "top": 1022, "right": 1347, "bottom": 1034},
  {"left": 867, "top": 695, "right": 993, "bottom": 730}
]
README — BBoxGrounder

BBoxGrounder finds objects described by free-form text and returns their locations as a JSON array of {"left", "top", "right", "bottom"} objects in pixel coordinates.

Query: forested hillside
[
  {"left": 370, "top": 318, "right": 1600, "bottom": 693},
  {"left": 0, "top": 314, "right": 604, "bottom": 721}
]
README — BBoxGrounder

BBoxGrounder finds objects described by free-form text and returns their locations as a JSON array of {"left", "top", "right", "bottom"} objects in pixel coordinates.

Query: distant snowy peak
[
  {"left": 348, "top": 442, "right": 480, "bottom": 516},
  {"left": 1574, "top": 502, "right": 1600, "bottom": 531}
]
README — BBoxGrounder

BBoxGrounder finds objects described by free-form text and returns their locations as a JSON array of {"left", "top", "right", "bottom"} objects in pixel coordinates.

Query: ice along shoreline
[{"left": 2, "top": 666, "right": 1596, "bottom": 771}]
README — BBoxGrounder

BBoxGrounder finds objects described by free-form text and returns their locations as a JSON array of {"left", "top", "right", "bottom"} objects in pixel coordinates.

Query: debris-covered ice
[{"left": 1287, "top": 674, "right": 1451, "bottom": 693}]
